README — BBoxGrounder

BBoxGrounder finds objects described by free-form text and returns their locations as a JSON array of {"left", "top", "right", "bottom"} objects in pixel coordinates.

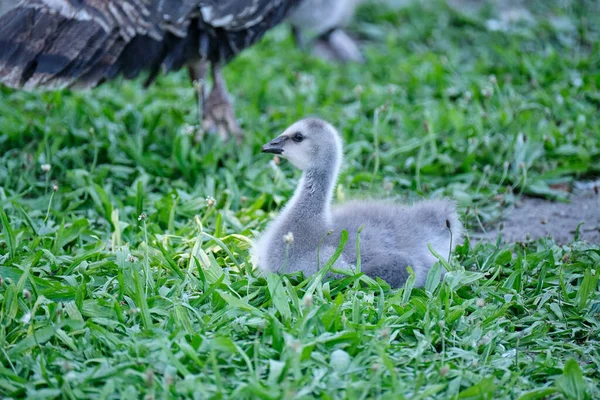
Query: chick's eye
[{"left": 292, "top": 132, "right": 304, "bottom": 143}]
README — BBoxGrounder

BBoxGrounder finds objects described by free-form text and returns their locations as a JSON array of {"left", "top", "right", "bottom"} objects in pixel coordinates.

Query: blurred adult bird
[
  {"left": 0, "top": 0, "right": 302, "bottom": 139},
  {"left": 288, "top": 0, "right": 364, "bottom": 63}
]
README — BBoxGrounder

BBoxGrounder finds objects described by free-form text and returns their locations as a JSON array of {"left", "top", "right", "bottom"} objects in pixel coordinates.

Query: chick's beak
[{"left": 261, "top": 135, "right": 288, "bottom": 154}]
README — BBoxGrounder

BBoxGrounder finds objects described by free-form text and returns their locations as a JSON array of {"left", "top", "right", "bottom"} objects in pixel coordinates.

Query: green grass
[{"left": 1, "top": 0, "right": 599, "bottom": 398}]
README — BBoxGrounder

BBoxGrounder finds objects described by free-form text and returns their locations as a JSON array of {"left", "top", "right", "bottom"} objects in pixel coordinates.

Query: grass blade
[
  {"left": 0, "top": 205, "right": 16, "bottom": 259},
  {"left": 556, "top": 359, "right": 588, "bottom": 400}
]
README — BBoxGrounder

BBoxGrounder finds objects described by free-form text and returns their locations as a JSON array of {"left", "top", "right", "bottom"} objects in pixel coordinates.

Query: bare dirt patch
[{"left": 473, "top": 183, "right": 600, "bottom": 245}]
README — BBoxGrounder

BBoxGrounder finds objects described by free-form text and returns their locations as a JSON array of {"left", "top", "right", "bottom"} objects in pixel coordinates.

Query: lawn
[{"left": 1, "top": 0, "right": 599, "bottom": 398}]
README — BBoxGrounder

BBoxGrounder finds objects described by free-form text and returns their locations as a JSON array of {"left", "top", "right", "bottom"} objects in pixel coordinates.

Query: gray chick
[{"left": 251, "top": 118, "right": 463, "bottom": 288}]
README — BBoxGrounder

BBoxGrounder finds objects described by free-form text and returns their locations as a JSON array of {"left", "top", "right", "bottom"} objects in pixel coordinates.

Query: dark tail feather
[
  {"left": 0, "top": 7, "right": 117, "bottom": 89},
  {"left": 0, "top": 6, "right": 187, "bottom": 91}
]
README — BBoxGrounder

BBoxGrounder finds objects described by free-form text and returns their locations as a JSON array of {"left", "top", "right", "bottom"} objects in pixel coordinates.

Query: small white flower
[
  {"left": 440, "top": 365, "right": 450, "bottom": 376},
  {"left": 386, "top": 84, "right": 398, "bottom": 94},
  {"left": 379, "top": 328, "right": 390, "bottom": 339},
  {"left": 206, "top": 196, "right": 216, "bottom": 207},
  {"left": 303, "top": 294, "right": 312, "bottom": 308},
  {"left": 65, "top": 371, "right": 76, "bottom": 381},
  {"left": 182, "top": 124, "right": 196, "bottom": 136},
  {"left": 192, "top": 80, "right": 203, "bottom": 93},
  {"left": 52, "top": 184, "right": 59, "bottom": 192},
  {"left": 21, "top": 311, "right": 32, "bottom": 324},
  {"left": 288, "top": 340, "right": 301, "bottom": 353},
  {"left": 330, "top": 349, "right": 351, "bottom": 372},
  {"left": 127, "top": 254, "right": 137, "bottom": 263},
  {"left": 138, "top": 213, "right": 147, "bottom": 221},
  {"left": 41, "top": 163, "right": 51, "bottom": 173},
  {"left": 283, "top": 232, "right": 294, "bottom": 245},
  {"left": 63, "top": 360, "right": 72, "bottom": 372}
]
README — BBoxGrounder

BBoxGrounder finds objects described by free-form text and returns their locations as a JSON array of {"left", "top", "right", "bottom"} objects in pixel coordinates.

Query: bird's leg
[
  {"left": 314, "top": 28, "right": 364, "bottom": 63},
  {"left": 291, "top": 25, "right": 307, "bottom": 51},
  {"left": 202, "top": 64, "right": 243, "bottom": 142},
  {"left": 187, "top": 60, "right": 208, "bottom": 133}
]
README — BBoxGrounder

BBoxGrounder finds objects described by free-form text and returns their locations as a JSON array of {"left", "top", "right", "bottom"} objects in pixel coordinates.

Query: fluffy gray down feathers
[{"left": 252, "top": 118, "right": 463, "bottom": 288}]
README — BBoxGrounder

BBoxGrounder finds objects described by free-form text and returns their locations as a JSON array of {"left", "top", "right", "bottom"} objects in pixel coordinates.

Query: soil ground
[{"left": 473, "top": 183, "right": 600, "bottom": 245}]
